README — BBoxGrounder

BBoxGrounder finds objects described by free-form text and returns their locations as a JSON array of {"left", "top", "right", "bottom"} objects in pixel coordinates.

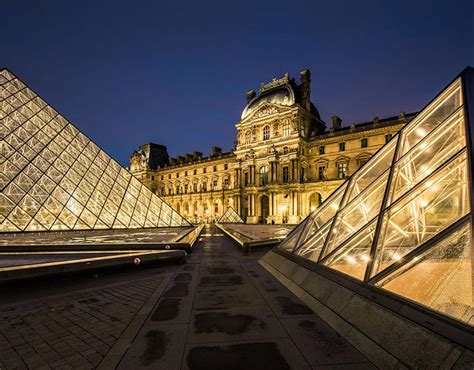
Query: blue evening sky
[{"left": 2, "top": 0, "right": 473, "bottom": 165}]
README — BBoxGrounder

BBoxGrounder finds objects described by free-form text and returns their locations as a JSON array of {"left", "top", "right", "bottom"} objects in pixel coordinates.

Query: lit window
[
  {"left": 263, "top": 125, "right": 270, "bottom": 140},
  {"left": 283, "top": 121, "right": 290, "bottom": 136},
  {"left": 259, "top": 166, "right": 269, "bottom": 186},
  {"left": 337, "top": 162, "right": 348, "bottom": 179}
]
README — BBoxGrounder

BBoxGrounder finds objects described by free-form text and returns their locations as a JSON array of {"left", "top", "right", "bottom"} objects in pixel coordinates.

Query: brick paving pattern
[{"left": 0, "top": 276, "right": 163, "bottom": 369}]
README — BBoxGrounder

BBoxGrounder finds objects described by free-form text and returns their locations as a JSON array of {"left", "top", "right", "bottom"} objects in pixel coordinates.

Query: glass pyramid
[
  {"left": 218, "top": 207, "right": 244, "bottom": 223},
  {"left": 0, "top": 68, "right": 191, "bottom": 232},
  {"left": 277, "top": 67, "right": 474, "bottom": 326}
]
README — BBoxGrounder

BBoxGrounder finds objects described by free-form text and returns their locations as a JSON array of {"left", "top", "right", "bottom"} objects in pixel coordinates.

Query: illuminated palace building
[{"left": 130, "top": 70, "right": 415, "bottom": 224}]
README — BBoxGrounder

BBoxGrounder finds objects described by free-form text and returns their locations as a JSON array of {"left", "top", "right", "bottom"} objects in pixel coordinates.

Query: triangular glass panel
[
  {"left": 218, "top": 207, "right": 244, "bottom": 223},
  {"left": 0, "top": 68, "right": 190, "bottom": 232},
  {"left": 374, "top": 219, "right": 472, "bottom": 325}
]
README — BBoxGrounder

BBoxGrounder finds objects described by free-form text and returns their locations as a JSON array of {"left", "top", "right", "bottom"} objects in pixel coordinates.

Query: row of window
[
  {"left": 317, "top": 134, "right": 392, "bottom": 155},
  {"left": 161, "top": 163, "right": 229, "bottom": 180},
  {"left": 244, "top": 122, "right": 292, "bottom": 144}
]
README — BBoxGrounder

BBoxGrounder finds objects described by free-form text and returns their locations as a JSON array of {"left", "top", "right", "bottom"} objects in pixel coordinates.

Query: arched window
[
  {"left": 263, "top": 125, "right": 270, "bottom": 140},
  {"left": 259, "top": 166, "right": 269, "bottom": 186},
  {"left": 245, "top": 130, "right": 252, "bottom": 144}
]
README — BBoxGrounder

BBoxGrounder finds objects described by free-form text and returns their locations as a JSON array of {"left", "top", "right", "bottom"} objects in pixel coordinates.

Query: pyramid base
[{"left": 259, "top": 249, "right": 474, "bottom": 368}]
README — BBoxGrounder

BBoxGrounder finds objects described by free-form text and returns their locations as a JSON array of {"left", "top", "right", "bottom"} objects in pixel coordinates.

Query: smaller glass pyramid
[
  {"left": 0, "top": 68, "right": 191, "bottom": 232},
  {"left": 218, "top": 207, "right": 244, "bottom": 223},
  {"left": 276, "top": 67, "right": 474, "bottom": 326}
]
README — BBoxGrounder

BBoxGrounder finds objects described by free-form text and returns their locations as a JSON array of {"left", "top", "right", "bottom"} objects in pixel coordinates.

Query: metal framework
[
  {"left": 0, "top": 68, "right": 191, "bottom": 232},
  {"left": 277, "top": 67, "right": 474, "bottom": 327},
  {"left": 218, "top": 206, "right": 244, "bottom": 223}
]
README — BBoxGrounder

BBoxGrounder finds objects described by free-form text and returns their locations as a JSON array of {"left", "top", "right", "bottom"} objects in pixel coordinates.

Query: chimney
[
  {"left": 331, "top": 115, "right": 342, "bottom": 130},
  {"left": 193, "top": 151, "right": 203, "bottom": 160},
  {"left": 300, "top": 69, "right": 311, "bottom": 111},
  {"left": 212, "top": 146, "right": 223, "bottom": 156},
  {"left": 246, "top": 90, "right": 256, "bottom": 103}
]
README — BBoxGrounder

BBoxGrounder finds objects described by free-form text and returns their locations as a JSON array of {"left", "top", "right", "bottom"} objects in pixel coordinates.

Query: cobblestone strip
[
  {"left": 97, "top": 273, "right": 173, "bottom": 369},
  {"left": 0, "top": 275, "right": 165, "bottom": 369}
]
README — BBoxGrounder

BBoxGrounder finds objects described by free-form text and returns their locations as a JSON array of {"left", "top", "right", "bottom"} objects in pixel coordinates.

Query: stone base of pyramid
[
  {"left": 216, "top": 223, "right": 294, "bottom": 252},
  {"left": 0, "top": 249, "right": 186, "bottom": 283},
  {"left": 259, "top": 249, "right": 474, "bottom": 368}
]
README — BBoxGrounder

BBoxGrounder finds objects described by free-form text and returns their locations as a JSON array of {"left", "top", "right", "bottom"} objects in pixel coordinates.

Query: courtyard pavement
[{"left": 0, "top": 225, "right": 374, "bottom": 369}]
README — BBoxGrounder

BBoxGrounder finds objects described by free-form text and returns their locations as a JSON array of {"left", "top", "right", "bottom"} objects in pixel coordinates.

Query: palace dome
[{"left": 241, "top": 84, "right": 295, "bottom": 119}]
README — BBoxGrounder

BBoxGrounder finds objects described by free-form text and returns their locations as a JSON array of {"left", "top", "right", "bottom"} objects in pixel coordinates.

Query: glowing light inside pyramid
[
  {"left": 277, "top": 74, "right": 474, "bottom": 326},
  {"left": 218, "top": 207, "right": 244, "bottom": 223},
  {"left": 0, "top": 69, "right": 190, "bottom": 232}
]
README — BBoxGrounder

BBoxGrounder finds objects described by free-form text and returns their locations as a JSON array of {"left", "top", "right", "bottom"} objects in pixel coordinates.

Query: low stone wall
[{"left": 259, "top": 250, "right": 474, "bottom": 369}]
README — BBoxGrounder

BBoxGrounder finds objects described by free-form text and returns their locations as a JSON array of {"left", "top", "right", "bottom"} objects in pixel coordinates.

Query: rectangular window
[
  {"left": 213, "top": 179, "right": 218, "bottom": 189},
  {"left": 319, "top": 146, "right": 325, "bottom": 154},
  {"left": 168, "top": 174, "right": 171, "bottom": 179},
  {"left": 223, "top": 178, "right": 229, "bottom": 187},
  {"left": 193, "top": 169, "right": 197, "bottom": 175},
  {"left": 213, "top": 165, "right": 217, "bottom": 172},
  {"left": 318, "top": 166, "right": 326, "bottom": 180},
  {"left": 176, "top": 173, "right": 179, "bottom": 178},
  {"left": 224, "top": 164, "right": 228, "bottom": 170},
  {"left": 161, "top": 175, "right": 164, "bottom": 180},
  {"left": 361, "top": 138, "right": 368, "bottom": 148},
  {"left": 385, "top": 134, "right": 392, "bottom": 143},
  {"left": 193, "top": 183, "right": 197, "bottom": 192},
  {"left": 185, "top": 171, "right": 188, "bottom": 176},
  {"left": 151, "top": 175, "right": 155, "bottom": 181},
  {"left": 184, "top": 184, "right": 188, "bottom": 193},
  {"left": 337, "top": 162, "right": 348, "bottom": 179},
  {"left": 244, "top": 172, "right": 249, "bottom": 187},
  {"left": 339, "top": 142, "right": 345, "bottom": 151},
  {"left": 202, "top": 182, "right": 207, "bottom": 191},
  {"left": 282, "top": 166, "right": 289, "bottom": 183},
  {"left": 203, "top": 168, "right": 207, "bottom": 173}
]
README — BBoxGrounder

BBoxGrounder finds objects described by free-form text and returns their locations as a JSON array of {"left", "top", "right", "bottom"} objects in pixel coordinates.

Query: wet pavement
[
  {"left": 118, "top": 225, "right": 374, "bottom": 370},
  {"left": 0, "top": 225, "right": 374, "bottom": 369}
]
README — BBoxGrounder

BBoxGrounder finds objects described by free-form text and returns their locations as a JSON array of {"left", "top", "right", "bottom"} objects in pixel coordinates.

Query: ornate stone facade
[{"left": 130, "top": 69, "right": 415, "bottom": 224}]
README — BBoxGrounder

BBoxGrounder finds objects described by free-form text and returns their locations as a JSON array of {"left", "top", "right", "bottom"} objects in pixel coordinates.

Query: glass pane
[
  {"left": 374, "top": 220, "right": 472, "bottom": 325},
  {"left": 371, "top": 151, "right": 469, "bottom": 277},
  {"left": 388, "top": 109, "right": 466, "bottom": 205},
  {"left": 311, "top": 182, "right": 348, "bottom": 228},
  {"left": 345, "top": 138, "right": 397, "bottom": 204},
  {"left": 296, "top": 220, "right": 333, "bottom": 262},
  {"left": 398, "top": 78, "right": 462, "bottom": 157},
  {"left": 324, "top": 171, "right": 389, "bottom": 257},
  {"left": 322, "top": 220, "right": 377, "bottom": 281},
  {"left": 277, "top": 220, "right": 306, "bottom": 252}
]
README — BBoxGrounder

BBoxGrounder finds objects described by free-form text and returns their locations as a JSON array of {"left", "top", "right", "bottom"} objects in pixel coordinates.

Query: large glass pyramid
[
  {"left": 0, "top": 68, "right": 191, "bottom": 232},
  {"left": 277, "top": 67, "right": 474, "bottom": 326},
  {"left": 218, "top": 207, "right": 244, "bottom": 223}
]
